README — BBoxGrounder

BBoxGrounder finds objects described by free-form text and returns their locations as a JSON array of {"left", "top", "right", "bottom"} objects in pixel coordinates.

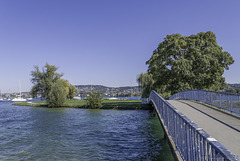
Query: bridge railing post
[
  {"left": 211, "top": 92, "right": 213, "bottom": 106},
  {"left": 186, "top": 124, "right": 191, "bottom": 161},
  {"left": 239, "top": 95, "right": 240, "bottom": 114},
  {"left": 219, "top": 93, "right": 222, "bottom": 109}
]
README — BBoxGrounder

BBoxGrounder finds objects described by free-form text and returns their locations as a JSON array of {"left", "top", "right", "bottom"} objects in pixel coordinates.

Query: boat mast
[{"left": 19, "top": 80, "right": 22, "bottom": 98}]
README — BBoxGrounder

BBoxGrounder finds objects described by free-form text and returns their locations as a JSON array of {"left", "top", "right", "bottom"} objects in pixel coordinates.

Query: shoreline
[
  {"left": 78, "top": 104, "right": 152, "bottom": 110},
  {"left": 13, "top": 101, "right": 153, "bottom": 110}
]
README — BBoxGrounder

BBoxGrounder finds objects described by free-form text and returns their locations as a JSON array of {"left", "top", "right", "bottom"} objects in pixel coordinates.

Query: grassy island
[{"left": 14, "top": 99, "right": 152, "bottom": 110}]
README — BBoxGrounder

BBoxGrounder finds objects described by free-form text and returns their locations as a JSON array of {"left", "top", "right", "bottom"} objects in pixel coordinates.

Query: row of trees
[
  {"left": 30, "top": 63, "right": 103, "bottom": 108},
  {"left": 31, "top": 63, "right": 77, "bottom": 107},
  {"left": 138, "top": 31, "right": 234, "bottom": 98}
]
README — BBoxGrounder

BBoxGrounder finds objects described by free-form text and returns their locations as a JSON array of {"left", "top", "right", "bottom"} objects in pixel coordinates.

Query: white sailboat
[
  {"left": 12, "top": 97, "right": 27, "bottom": 102},
  {"left": 12, "top": 81, "right": 27, "bottom": 102}
]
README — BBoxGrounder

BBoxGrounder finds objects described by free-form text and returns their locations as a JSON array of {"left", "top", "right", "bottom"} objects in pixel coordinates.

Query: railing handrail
[
  {"left": 149, "top": 90, "right": 239, "bottom": 161},
  {"left": 169, "top": 90, "right": 240, "bottom": 115},
  {"left": 171, "top": 89, "right": 240, "bottom": 96}
]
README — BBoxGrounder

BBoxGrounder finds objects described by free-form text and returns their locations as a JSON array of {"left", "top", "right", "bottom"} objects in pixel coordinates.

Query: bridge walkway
[{"left": 167, "top": 100, "right": 240, "bottom": 158}]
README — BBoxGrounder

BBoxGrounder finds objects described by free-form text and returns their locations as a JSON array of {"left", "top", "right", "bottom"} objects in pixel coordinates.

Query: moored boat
[{"left": 12, "top": 97, "right": 27, "bottom": 102}]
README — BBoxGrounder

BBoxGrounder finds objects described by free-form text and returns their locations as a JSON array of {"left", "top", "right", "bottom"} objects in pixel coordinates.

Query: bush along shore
[{"left": 13, "top": 100, "right": 152, "bottom": 110}]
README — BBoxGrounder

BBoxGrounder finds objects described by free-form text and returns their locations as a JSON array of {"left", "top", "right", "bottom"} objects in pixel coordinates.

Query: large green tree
[
  {"left": 139, "top": 31, "right": 234, "bottom": 98},
  {"left": 31, "top": 63, "right": 77, "bottom": 107},
  {"left": 31, "top": 63, "right": 63, "bottom": 99}
]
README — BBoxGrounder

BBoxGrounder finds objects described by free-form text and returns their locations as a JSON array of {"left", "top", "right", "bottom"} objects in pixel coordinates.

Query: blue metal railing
[
  {"left": 149, "top": 90, "right": 239, "bottom": 161},
  {"left": 169, "top": 90, "right": 240, "bottom": 116}
]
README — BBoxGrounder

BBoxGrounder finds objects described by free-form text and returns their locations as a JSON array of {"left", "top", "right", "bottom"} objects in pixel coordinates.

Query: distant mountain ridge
[
  {"left": 228, "top": 83, "right": 240, "bottom": 89},
  {"left": 74, "top": 85, "right": 141, "bottom": 96},
  {"left": 75, "top": 84, "right": 139, "bottom": 88}
]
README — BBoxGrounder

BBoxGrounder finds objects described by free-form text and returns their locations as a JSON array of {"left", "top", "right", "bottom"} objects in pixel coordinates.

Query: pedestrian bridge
[{"left": 149, "top": 90, "right": 240, "bottom": 161}]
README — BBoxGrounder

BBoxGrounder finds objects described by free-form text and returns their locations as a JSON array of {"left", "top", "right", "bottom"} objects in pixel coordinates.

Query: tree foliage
[
  {"left": 86, "top": 90, "right": 103, "bottom": 108},
  {"left": 30, "top": 63, "right": 77, "bottom": 107},
  {"left": 59, "top": 79, "right": 70, "bottom": 97},
  {"left": 58, "top": 79, "right": 78, "bottom": 100},
  {"left": 225, "top": 88, "right": 240, "bottom": 94},
  {"left": 48, "top": 79, "right": 66, "bottom": 107},
  {"left": 67, "top": 84, "right": 78, "bottom": 100},
  {"left": 139, "top": 31, "right": 234, "bottom": 98},
  {"left": 137, "top": 73, "right": 154, "bottom": 98},
  {"left": 31, "top": 63, "right": 63, "bottom": 99}
]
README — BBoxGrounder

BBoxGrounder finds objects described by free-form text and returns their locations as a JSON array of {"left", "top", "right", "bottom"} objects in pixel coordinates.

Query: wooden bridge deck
[{"left": 167, "top": 100, "right": 240, "bottom": 158}]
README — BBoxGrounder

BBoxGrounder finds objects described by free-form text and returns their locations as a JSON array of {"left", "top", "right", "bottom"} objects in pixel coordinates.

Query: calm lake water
[{"left": 0, "top": 102, "right": 174, "bottom": 161}]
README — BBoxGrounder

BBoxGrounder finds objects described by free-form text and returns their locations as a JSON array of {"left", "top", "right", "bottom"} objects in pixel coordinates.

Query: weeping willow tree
[
  {"left": 137, "top": 73, "right": 154, "bottom": 98},
  {"left": 30, "top": 63, "right": 77, "bottom": 107}
]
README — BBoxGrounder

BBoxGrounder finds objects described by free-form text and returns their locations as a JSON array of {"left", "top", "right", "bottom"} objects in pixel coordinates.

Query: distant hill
[
  {"left": 228, "top": 83, "right": 240, "bottom": 89},
  {"left": 74, "top": 85, "right": 141, "bottom": 96}
]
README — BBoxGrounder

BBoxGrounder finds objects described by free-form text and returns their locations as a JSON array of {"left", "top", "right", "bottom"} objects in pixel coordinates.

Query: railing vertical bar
[
  {"left": 219, "top": 93, "right": 222, "bottom": 109},
  {"left": 200, "top": 134, "right": 203, "bottom": 161},
  {"left": 204, "top": 140, "right": 207, "bottom": 161},
  {"left": 210, "top": 92, "right": 213, "bottom": 106},
  {"left": 207, "top": 143, "right": 211, "bottom": 161},
  {"left": 197, "top": 133, "right": 201, "bottom": 161},
  {"left": 192, "top": 129, "right": 195, "bottom": 161},
  {"left": 174, "top": 112, "right": 177, "bottom": 142},
  {"left": 187, "top": 124, "right": 190, "bottom": 161},
  {"left": 239, "top": 95, "right": 240, "bottom": 114}
]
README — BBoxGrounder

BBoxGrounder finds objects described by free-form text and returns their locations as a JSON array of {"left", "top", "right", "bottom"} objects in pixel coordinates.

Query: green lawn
[
  {"left": 13, "top": 99, "right": 151, "bottom": 110},
  {"left": 15, "top": 100, "right": 86, "bottom": 107}
]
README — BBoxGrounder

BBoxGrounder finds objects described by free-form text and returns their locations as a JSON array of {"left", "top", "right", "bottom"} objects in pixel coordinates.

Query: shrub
[{"left": 86, "top": 90, "right": 102, "bottom": 108}]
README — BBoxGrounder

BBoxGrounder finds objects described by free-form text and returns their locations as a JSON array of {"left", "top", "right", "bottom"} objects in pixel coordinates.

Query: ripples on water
[{"left": 0, "top": 102, "right": 174, "bottom": 161}]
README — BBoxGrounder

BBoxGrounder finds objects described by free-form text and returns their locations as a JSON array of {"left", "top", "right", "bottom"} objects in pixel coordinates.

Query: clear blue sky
[{"left": 0, "top": 0, "right": 240, "bottom": 93}]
